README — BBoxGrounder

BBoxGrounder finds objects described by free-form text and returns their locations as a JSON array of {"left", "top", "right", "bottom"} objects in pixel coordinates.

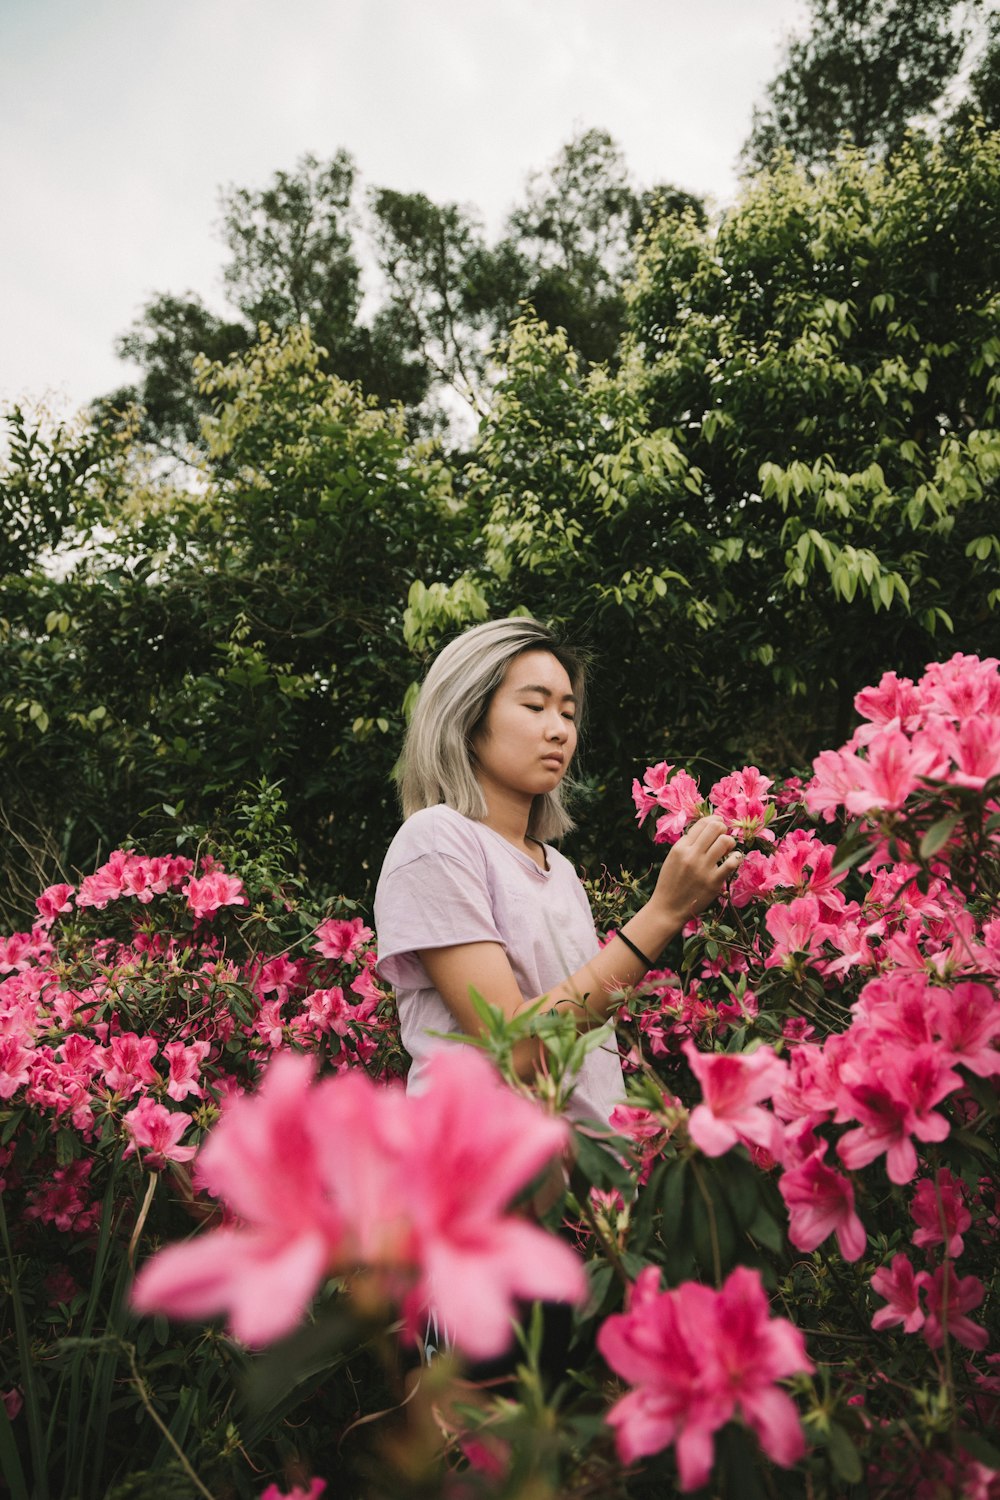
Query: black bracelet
[{"left": 617, "top": 930, "right": 656, "bottom": 970}]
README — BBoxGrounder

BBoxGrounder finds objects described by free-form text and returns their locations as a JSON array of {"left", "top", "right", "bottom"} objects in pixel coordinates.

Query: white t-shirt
[{"left": 374, "top": 804, "right": 626, "bottom": 1125}]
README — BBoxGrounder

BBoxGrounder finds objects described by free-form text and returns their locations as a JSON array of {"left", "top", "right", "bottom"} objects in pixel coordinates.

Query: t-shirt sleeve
[{"left": 374, "top": 846, "right": 506, "bottom": 992}]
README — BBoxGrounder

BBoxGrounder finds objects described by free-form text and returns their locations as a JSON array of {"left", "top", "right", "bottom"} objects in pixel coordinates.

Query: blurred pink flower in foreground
[
  {"left": 598, "top": 1265, "right": 813, "bottom": 1491},
  {"left": 259, "top": 1481, "right": 326, "bottom": 1500},
  {"left": 131, "top": 1047, "right": 584, "bottom": 1359}
]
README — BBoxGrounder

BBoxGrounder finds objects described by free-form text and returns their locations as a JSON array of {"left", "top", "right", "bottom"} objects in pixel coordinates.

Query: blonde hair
[{"left": 399, "top": 617, "right": 586, "bottom": 842}]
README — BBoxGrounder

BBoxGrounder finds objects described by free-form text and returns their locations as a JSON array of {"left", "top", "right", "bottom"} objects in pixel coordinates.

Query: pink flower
[
  {"left": 922, "top": 1265, "right": 988, "bottom": 1351},
  {"left": 843, "top": 726, "right": 946, "bottom": 815},
  {"left": 75, "top": 850, "right": 131, "bottom": 909},
  {"left": 854, "top": 670, "right": 922, "bottom": 733},
  {"left": 910, "top": 1169, "right": 972, "bottom": 1257},
  {"left": 259, "top": 1482, "right": 326, "bottom": 1500},
  {"left": 312, "top": 916, "right": 373, "bottom": 963},
  {"left": 598, "top": 1265, "right": 812, "bottom": 1491},
  {"left": 729, "top": 849, "right": 776, "bottom": 907},
  {"left": 184, "top": 871, "right": 248, "bottom": 920},
  {"left": 764, "top": 895, "right": 834, "bottom": 972},
  {"left": 0, "top": 1034, "right": 35, "bottom": 1100},
  {"left": 102, "top": 1033, "right": 159, "bottom": 1099},
  {"left": 162, "top": 1040, "right": 210, "bottom": 1101},
  {"left": 132, "top": 1048, "right": 584, "bottom": 1360},
  {"left": 123, "top": 1098, "right": 198, "bottom": 1170},
  {"left": 608, "top": 1104, "right": 668, "bottom": 1141},
  {"left": 779, "top": 1148, "right": 867, "bottom": 1261},
  {"left": 933, "top": 982, "right": 1000, "bottom": 1078},
  {"left": 632, "top": 761, "right": 674, "bottom": 826},
  {"left": 836, "top": 1045, "right": 961, "bottom": 1185},
  {"left": 683, "top": 1041, "right": 785, "bottom": 1157},
  {"left": 870, "top": 1254, "right": 926, "bottom": 1333},
  {"left": 708, "top": 766, "right": 774, "bottom": 842},
  {"left": 919, "top": 652, "right": 1000, "bottom": 721},
  {"left": 382, "top": 1047, "right": 586, "bottom": 1360},
  {"left": 302, "top": 986, "right": 351, "bottom": 1036},
  {"left": 24, "top": 1160, "right": 100, "bottom": 1233},
  {"left": 132, "top": 1053, "right": 347, "bottom": 1345},
  {"left": 653, "top": 770, "right": 705, "bottom": 844},
  {"left": 35, "top": 883, "right": 75, "bottom": 925},
  {"left": 930, "top": 713, "right": 1000, "bottom": 789}
]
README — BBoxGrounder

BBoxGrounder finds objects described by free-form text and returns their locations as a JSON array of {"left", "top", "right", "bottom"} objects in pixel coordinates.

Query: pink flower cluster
[
  {"left": 806, "top": 653, "right": 1000, "bottom": 820},
  {"left": 74, "top": 851, "right": 196, "bottom": 911},
  {"left": 598, "top": 1264, "right": 813, "bottom": 1490},
  {"left": 1, "top": 855, "right": 398, "bottom": 1219},
  {"left": 670, "top": 965, "right": 997, "bottom": 1275},
  {"left": 870, "top": 1255, "right": 987, "bottom": 1351},
  {"left": 633, "top": 762, "right": 776, "bottom": 845},
  {"left": 868, "top": 1167, "right": 988, "bottom": 1353},
  {"left": 131, "top": 1047, "right": 585, "bottom": 1360},
  {"left": 624, "top": 656, "right": 1000, "bottom": 1319}
]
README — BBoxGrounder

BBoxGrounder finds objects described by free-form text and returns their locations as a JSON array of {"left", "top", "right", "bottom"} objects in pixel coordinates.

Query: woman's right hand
[{"left": 650, "top": 816, "right": 741, "bottom": 927}]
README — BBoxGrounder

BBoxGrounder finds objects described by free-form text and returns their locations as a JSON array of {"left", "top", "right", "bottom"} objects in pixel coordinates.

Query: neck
[{"left": 476, "top": 777, "right": 534, "bottom": 847}]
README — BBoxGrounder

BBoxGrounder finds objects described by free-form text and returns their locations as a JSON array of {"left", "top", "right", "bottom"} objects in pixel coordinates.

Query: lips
[{"left": 541, "top": 753, "right": 565, "bottom": 769}]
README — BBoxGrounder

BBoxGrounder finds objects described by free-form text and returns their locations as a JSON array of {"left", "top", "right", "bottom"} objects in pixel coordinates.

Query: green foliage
[
  {"left": 108, "top": 132, "right": 700, "bottom": 446},
  {"left": 0, "top": 326, "right": 466, "bottom": 922},
  {"left": 627, "top": 128, "right": 1000, "bottom": 749},
  {"left": 390, "top": 130, "right": 1000, "bottom": 881},
  {"left": 742, "top": 0, "right": 983, "bottom": 172},
  {"left": 109, "top": 152, "right": 428, "bottom": 448},
  {"left": 4, "top": 129, "right": 999, "bottom": 936}
]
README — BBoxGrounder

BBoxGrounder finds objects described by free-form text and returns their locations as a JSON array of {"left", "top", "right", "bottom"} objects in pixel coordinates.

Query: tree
[
  {"left": 405, "top": 130, "right": 1000, "bottom": 872},
  {"left": 108, "top": 153, "right": 427, "bottom": 449},
  {"left": 743, "top": 0, "right": 983, "bottom": 172},
  {"left": 951, "top": 5, "right": 1000, "bottom": 128},
  {"left": 103, "top": 292, "right": 252, "bottom": 449},
  {"left": 367, "top": 188, "right": 492, "bottom": 417},
  {"left": 109, "top": 134, "right": 701, "bottom": 447},
  {"left": 474, "top": 129, "right": 705, "bottom": 375},
  {"left": 0, "top": 325, "right": 469, "bottom": 921}
]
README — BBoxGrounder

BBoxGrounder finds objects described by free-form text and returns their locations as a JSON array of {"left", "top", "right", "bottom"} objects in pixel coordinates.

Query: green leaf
[
  {"left": 918, "top": 813, "right": 960, "bottom": 859},
  {"left": 827, "top": 1421, "right": 863, "bottom": 1483},
  {"left": 958, "top": 1433, "right": 1000, "bottom": 1469},
  {"left": 953, "top": 1127, "right": 998, "bottom": 1162},
  {"left": 832, "top": 827, "right": 874, "bottom": 873},
  {"left": 573, "top": 1128, "right": 634, "bottom": 1192},
  {"left": 747, "top": 1203, "right": 786, "bottom": 1254}
]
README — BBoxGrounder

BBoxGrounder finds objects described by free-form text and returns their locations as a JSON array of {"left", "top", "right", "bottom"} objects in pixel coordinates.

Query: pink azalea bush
[
  {"left": 610, "top": 651, "right": 999, "bottom": 1492},
  {"left": 2, "top": 655, "right": 999, "bottom": 1497},
  {"left": 0, "top": 803, "right": 405, "bottom": 1495}
]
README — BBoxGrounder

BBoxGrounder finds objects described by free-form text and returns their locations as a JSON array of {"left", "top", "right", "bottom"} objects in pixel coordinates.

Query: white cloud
[{"left": 0, "top": 0, "right": 805, "bottom": 413}]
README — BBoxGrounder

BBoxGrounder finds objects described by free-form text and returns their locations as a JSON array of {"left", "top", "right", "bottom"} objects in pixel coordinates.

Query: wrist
[{"left": 626, "top": 900, "right": 684, "bottom": 963}]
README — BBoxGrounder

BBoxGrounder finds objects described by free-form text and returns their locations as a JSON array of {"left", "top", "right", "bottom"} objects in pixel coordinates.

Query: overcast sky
[{"left": 1, "top": 0, "right": 808, "bottom": 416}]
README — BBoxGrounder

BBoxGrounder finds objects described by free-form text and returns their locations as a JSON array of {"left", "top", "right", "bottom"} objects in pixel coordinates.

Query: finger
[{"left": 685, "top": 815, "right": 727, "bottom": 847}]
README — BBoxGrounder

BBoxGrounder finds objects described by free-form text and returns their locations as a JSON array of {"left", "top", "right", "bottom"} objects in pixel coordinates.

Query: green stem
[
  {"left": 123, "top": 1341, "right": 215, "bottom": 1500},
  {"left": 689, "top": 1157, "right": 723, "bottom": 1287},
  {"left": 0, "top": 1189, "right": 49, "bottom": 1500}
]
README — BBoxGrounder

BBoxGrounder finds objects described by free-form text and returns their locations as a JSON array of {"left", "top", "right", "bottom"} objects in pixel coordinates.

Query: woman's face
[{"left": 471, "top": 649, "right": 578, "bottom": 806}]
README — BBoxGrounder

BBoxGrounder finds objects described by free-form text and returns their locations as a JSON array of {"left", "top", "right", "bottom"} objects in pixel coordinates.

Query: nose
[{"left": 546, "top": 712, "right": 569, "bottom": 742}]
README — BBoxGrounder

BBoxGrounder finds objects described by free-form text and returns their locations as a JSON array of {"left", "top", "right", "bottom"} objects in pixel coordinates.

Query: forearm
[{"left": 532, "top": 898, "right": 684, "bottom": 1029}]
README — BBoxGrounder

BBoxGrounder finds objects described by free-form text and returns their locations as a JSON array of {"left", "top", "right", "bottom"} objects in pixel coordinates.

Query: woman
[{"left": 375, "top": 616, "right": 740, "bottom": 1125}]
